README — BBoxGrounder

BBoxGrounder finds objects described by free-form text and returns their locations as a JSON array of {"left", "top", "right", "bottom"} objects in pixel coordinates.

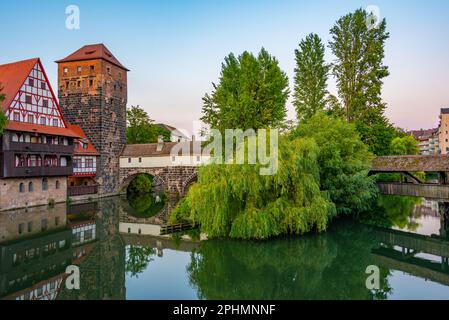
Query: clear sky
[{"left": 1, "top": 0, "right": 449, "bottom": 135}]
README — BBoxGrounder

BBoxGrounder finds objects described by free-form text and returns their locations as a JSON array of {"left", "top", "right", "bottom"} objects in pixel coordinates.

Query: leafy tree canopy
[
  {"left": 292, "top": 112, "right": 377, "bottom": 215},
  {"left": 171, "top": 114, "right": 376, "bottom": 239},
  {"left": 201, "top": 48, "right": 289, "bottom": 131},
  {"left": 126, "top": 105, "right": 170, "bottom": 144},
  {"left": 128, "top": 173, "right": 154, "bottom": 196},
  {"left": 171, "top": 136, "right": 334, "bottom": 239},
  {"left": 389, "top": 135, "right": 420, "bottom": 156}
]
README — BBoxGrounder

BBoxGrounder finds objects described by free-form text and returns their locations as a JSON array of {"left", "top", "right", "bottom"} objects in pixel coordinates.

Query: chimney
[{"left": 156, "top": 135, "right": 164, "bottom": 151}]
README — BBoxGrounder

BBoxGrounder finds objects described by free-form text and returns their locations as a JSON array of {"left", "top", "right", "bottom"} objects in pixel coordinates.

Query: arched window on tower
[{"left": 28, "top": 182, "right": 33, "bottom": 192}]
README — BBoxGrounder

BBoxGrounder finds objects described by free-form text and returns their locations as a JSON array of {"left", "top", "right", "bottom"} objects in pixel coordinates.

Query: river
[{"left": 1, "top": 193, "right": 449, "bottom": 300}]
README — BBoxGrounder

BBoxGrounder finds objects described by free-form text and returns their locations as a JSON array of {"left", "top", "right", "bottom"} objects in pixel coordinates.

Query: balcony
[
  {"left": 7, "top": 142, "right": 74, "bottom": 154},
  {"left": 68, "top": 185, "right": 99, "bottom": 197},
  {"left": 4, "top": 166, "right": 73, "bottom": 178}
]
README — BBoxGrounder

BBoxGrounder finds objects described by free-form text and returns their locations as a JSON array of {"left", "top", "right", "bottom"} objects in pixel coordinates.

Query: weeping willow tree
[{"left": 170, "top": 136, "right": 335, "bottom": 239}]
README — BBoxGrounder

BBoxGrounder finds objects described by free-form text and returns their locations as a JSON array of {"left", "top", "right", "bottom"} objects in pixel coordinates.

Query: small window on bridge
[
  {"left": 139, "top": 158, "right": 142, "bottom": 163},
  {"left": 128, "top": 158, "right": 131, "bottom": 163}
]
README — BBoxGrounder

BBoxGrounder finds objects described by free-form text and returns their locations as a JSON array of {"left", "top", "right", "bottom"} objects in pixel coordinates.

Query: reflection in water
[{"left": 1, "top": 195, "right": 449, "bottom": 299}]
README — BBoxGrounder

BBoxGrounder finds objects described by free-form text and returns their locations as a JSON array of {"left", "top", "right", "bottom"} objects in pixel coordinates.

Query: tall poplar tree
[
  {"left": 329, "top": 9, "right": 393, "bottom": 155},
  {"left": 329, "top": 8, "right": 390, "bottom": 123},
  {"left": 293, "top": 33, "right": 330, "bottom": 121}
]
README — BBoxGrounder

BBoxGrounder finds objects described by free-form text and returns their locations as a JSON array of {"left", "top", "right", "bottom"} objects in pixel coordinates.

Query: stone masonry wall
[
  {"left": 119, "top": 166, "right": 198, "bottom": 196},
  {"left": 58, "top": 59, "right": 127, "bottom": 195},
  {"left": 0, "top": 177, "right": 67, "bottom": 211}
]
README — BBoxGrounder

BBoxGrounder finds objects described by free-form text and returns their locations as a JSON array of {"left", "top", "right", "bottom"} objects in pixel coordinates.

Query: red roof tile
[
  {"left": 56, "top": 44, "right": 129, "bottom": 71},
  {"left": 0, "top": 58, "right": 39, "bottom": 112},
  {"left": 68, "top": 125, "right": 100, "bottom": 155},
  {"left": 6, "top": 121, "right": 81, "bottom": 138}
]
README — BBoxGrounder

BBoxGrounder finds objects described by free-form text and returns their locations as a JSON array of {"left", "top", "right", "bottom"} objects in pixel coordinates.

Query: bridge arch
[
  {"left": 119, "top": 168, "right": 167, "bottom": 193},
  {"left": 181, "top": 171, "right": 198, "bottom": 196}
]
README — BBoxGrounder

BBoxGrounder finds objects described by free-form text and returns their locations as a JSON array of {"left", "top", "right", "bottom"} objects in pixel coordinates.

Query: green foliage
[
  {"left": 125, "top": 246, "right": 156, "bottom": 278},
  {"left": 171, "top": 136, "right": 335, "bottom": 239},
  {"left": 329, "top": 9, "right": 394, "bottom": 155},
  {"left": 362, "top": 195, "right": 422, "bottom": 231},
  {"left": 128, "top": 174, "right": 154, "bottom": 196},
  {"left": 201, "top": 48, "right": 289, "bottom": 131},
  {"left": 126, "top": 105, "right": 170, "bottom": 144},
  {"left": 293, "top": 34, "right": 330, "bottom": 121},
  {"left": 293, "top": 113, "right": 377, "bottom": 215},
  {"left": 329, "top": 9, "right": 390, "bottom": 123},
  {"left": 48, "top": 198, "right": 56, "bottom": 208},
  {"left": 355, "top": 116, "right": 399, "bottom": 156},
  {"left": 187, "top": 222, "right": 392, "bottom": 299},
  {"left": 0, "top": 86, "right": 7, "bottom": 134},
  {"left": 390, "top": 135, "right": 419, "bottom": 155}
]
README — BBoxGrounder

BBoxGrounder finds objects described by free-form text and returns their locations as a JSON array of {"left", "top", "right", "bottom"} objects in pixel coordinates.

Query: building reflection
[{"left": 0, "top": 198, "right": 125, "bottom": 300}]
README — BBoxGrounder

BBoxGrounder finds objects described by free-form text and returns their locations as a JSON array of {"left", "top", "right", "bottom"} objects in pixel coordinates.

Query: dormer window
[{"left": 83, "top": 143, "right": 88, "bottom": 149}]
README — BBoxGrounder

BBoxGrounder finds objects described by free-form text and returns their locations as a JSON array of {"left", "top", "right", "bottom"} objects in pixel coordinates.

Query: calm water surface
[{"left": 1, "top": 194, "right": 449, "bottom": 300}]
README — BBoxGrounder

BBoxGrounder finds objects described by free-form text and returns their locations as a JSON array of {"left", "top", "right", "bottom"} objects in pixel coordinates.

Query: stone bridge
[{"left": 119, "top": 166, "right": 198, "bottom": 195}]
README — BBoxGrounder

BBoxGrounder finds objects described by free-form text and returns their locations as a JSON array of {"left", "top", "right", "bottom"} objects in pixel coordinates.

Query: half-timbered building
[{"left": 0, "top": 58, "right": 80, "bottom": 210}]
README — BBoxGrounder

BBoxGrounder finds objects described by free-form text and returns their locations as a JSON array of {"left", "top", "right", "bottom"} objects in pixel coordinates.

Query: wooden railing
[
  {"left": 67, "top": 185, "right": 99, "bottom": 197},
  {"left": 160, "top": 222, "right": 195, "bottom": 235}
]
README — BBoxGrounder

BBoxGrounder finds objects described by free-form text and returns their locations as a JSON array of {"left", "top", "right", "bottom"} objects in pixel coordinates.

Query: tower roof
[
  {"left": 56, "top": 44, "right": 129, "bottom": 71},
  {"left": 0, "top": 58, "right": 40, "bottom": 111}
]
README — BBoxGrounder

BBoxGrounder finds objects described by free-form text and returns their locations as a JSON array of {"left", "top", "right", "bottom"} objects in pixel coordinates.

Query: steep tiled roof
[
  {"left": 121, "top": 141, "right": 209, "bottom": 157},
  {"left": 68, "top": 125, "right": 100, "bottom": 155},
  {"left": 56, "top": 44, "right": 129, "bottom": 71},
  {"left": 6, "top": 121, "right": 81, "bottom": 138},
  {"left": 0, "top": 58, "right": 39, "bottom": 111}
]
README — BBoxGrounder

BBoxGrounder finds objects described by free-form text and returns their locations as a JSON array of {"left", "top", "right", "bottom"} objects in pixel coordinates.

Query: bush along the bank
[{"left": 171, "top": 114, "right": 377, "bottom": 240}]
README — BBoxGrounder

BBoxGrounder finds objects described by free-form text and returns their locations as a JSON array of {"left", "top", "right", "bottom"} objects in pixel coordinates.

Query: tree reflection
[
  {"left": 127, "top": 193, "right": 166, "bottom": 218},
  {"left": 125, "top": 246, "right": 156, "bottom": 278},
  {"left": 364, "top": 195, "right": 422, "bottom": 231},
  {"left": 187, "top": 222, "right": 392, "bottom": 300}
]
